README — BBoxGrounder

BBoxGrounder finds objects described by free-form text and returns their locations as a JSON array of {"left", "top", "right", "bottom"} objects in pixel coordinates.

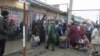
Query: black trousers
[
  {"left": 55, "top": 35, "right": 60, "bottom": 46},
  {"left": 86, "top": 33, "right": 91, "bottom": 42},
  {"left": 0, "top": 39, "right": 6, "bottom": 56}
]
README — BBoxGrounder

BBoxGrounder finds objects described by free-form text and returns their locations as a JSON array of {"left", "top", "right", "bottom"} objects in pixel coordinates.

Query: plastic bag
[
  {"left": 34, "top": 36, "right": 40, "bottom": 43},
  {"left": 79, "top": 38, "right": 84, "bottom": 44},
  {"left": 59, "top": 36, "right": 66, "bottom": 42},
  {"left": 31, "top": 35, "right": 40, "bottom": 47}
]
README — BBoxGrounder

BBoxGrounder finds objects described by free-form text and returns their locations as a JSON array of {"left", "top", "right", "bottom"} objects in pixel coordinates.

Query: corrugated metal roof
[{"left": 29, "top": 0, "right": 63, "bottom": 13}]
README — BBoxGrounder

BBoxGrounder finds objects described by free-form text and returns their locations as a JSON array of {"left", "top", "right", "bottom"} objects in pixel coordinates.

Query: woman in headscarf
[
  {"left": 68, "top": 22, "right": 80, "bottom": 49},
  {"left": 90, "top": 25, "right": 100, "bottom": 55}
]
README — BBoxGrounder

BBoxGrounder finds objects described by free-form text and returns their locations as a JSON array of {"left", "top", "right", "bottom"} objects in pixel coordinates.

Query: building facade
[{"left": 0, "top": 0, "right": 67, "bottom": 55}]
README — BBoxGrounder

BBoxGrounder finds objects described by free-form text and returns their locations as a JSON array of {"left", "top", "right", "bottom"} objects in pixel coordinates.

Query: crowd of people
[
  {"left": 0, "top": 10, "right": 100, "bottom": 56},
  {"left": 30, "top": 16, "right": 100, "bottom": 56},
  {"left": 30, "top": 17, "right": 67, "bottom": 49},
  {"left": 67, "top": 22, "right": 100, "bottom": 55}
]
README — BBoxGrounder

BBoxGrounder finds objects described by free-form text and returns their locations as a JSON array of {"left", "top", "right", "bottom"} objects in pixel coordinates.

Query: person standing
[
  {"left": 55, "top": 20, "right": 63, "bottom": 46},
  {"left": 62, "top": 23, "right": 66, "bottom": 35},
  {"left": 91, "top": 25, "right": 100, "bottom": 55},
  {"left": 68, "top": 22, "right": 80, "bottom": 50},
  {"left": 8, "top": 19, "right": 15, "bottom": 40},
  {"left": 0, "top": 10, "right": 9, "bottom": 56},
  {"left": 45, "top": 19, "right": 57, "bottom": 51},
  {"left": 86, "top": 23, "right": 93, "bottom": 43},
  {"left": 79, "top": 23, "right": 87, "bottom": 47}
]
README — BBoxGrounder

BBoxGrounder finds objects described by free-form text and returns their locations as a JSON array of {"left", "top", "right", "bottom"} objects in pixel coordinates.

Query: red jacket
[
  {"left": 68, "top": 25, "right": 80, "bottom": 42},
  {"left": 80, "top": 26, "right": 86, "bottom": 37}
]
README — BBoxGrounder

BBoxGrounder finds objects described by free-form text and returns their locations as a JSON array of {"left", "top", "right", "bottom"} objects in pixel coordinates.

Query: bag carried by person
[
  {"left": 79, "top": 38, "right": 84, "bottom": 44},
  {"left": 31, "top": 35, "right": 40, "bottom": 47},
  {"left": 83, "top": 35, "right": 89, "bottom": 46},
  {"left": 59, "top": 36, "right": 66, "bottom": 42},
  {"left": 59, "top": 36, "right": 67, "bottom": 48},
  {"left": 34, "top": 36, "right": 40, "bottom": 43}
]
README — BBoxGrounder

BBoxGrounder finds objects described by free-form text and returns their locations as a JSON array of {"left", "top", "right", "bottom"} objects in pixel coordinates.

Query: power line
[
  {"left": 53, "top": 3, "right": 68, "bottom": 5},
  {"left": 70, "top": 9, "right": 100, "bottom": 11}
]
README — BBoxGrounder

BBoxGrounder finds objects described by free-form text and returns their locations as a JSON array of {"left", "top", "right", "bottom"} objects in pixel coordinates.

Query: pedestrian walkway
[{"left": 5, "top": 44, "right": 89, "bottom": 56}]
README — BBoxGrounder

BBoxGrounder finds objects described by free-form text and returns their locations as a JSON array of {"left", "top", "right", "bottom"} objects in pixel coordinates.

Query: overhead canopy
[{"left": 29, "top": 0, "right": 63, "bottom": 13}]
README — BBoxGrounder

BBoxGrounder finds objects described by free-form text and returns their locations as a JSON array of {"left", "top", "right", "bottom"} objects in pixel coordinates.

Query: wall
[
  {"left": 33, "top": 6, "right": 59, "bottom": 20},
  {"left": 47, "top": 11, "right": 57, "bottom": 17},
  {"left": 0, "top": 0, "right": 28, "bottom": 10},
  {"left": 47, "top": 10, "right": 58, "bottom": 19},
  {"left": 34, "top": 7, "right": 46, "bottom": 14}
]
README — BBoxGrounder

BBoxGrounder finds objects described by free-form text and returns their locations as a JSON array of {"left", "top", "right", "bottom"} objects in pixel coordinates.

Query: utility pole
[
  {"left": 98, "top": 10, "right": 100, "bottom": 25},
  {"left": 99, "top": 10, "right": 100, "bottom": 37},
  {"left": 67, "top": 0, "right": 73, "bottom": 24},
  {"left": 45, "top": 0, "right": 47, "bottom": 3},
  {"left": 22, "top": 0, "right": 26, "bottom": 56},
  {"left": 66, "top": 0, "right": 73, "bottom": 41},
  {"left": 66, "top": 0, "right": 74, "bottom": 48},
  {"left": 66, "top": 3, "right": 68, "bottom": 32}
]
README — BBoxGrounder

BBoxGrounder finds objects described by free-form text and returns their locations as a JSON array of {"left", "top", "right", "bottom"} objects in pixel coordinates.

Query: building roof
[
  {"left": 29, "top": 0, "right": 63, "bottom": 13},
  {"left": 73, "top": 16, "right": 85, "bottom": 24}
]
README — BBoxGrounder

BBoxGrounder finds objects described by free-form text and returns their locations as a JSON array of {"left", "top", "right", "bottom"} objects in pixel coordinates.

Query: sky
[{"left": 40, "top": 0, "right": 100, "bottom": 22}]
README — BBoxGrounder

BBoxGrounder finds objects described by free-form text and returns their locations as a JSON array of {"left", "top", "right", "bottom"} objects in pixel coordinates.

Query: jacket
[
  {"left": 48, "top": 24, "right": 57, "bottom": 43},
  {"left": 0, "top": 15, "right": 8, "bottom": 40},
  {"left": 68, "top": 24, "right": 80, "bottom": 42},
  {"left": 80, "top": 26, "right": 86, "bottom": 37}
]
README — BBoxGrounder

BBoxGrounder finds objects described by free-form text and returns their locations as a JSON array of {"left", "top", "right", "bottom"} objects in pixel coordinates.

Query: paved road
[{"left": 5, "top": 45, "right": 89, "bottom": 56}]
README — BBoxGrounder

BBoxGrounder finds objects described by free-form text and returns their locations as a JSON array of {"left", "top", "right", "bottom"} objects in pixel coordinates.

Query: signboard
[
  {"left": 9, "top": 15, "right": 18, "bottom": 26},
  {"left": 9, "top": 15, "right": 17, "bottom": 20}
]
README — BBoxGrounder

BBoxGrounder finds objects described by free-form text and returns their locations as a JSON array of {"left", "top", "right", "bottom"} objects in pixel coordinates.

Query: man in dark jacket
[{"left": 0, "top": 10, "right": 9, "bottom": 56}]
